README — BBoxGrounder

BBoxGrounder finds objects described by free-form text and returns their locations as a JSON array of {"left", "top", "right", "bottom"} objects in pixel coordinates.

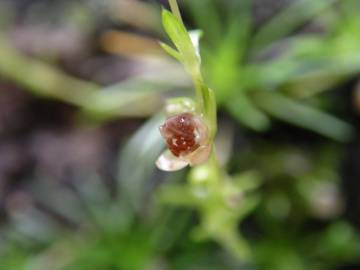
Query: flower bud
[{"left": 156, "top": 112, "right": 211, "bottom": 171}]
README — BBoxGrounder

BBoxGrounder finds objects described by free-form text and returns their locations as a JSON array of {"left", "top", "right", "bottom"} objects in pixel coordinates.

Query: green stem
[
  {"left": 169, "top": 0, "right": 184, "bottom": 25},
  {"left": 209, "top": 147, "right": 222, "bottom": 181},
  {"left": 192, "top": 74, "right": 205, "bottom": 113}
]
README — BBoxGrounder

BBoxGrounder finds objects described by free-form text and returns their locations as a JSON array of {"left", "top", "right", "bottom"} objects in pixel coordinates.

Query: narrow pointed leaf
[
  {"left": 251, "top": 0, "right": 338, "bottom": 52},
  {"left": 252, "top": 91, "right": 354, "bottom": 141},
  {"left": 226, "top": 92, "right": 271, "bottom": 131},
  {"left": 118, "top": 113, "right": 165, "bottom": 212},
  {"left": 161, "top": 9, "right": 199, "bottom": 73},
  {"left": 159, "top": 42, "right": 182, "bottom": 61}
]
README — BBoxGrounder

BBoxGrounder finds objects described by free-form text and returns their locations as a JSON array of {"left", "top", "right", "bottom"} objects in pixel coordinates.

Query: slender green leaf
[
  {"left": 159, "top": 42, "right": 182, "bottom": 61},
  {"left": 226, "top": 92, "right": 271, "bottom": 131},
  {"left": 251, "top": 0, "right": 338, "bottom": 52},
  {"left": 252, "top": 91, "right": 354, "bottom": 141},
  {"left": 82, "top": 79, "right": 174, "bottom": 119},
  {"left": 161, "top": 9, "right": 199, "bottom": 73},
  {"left": 118, "top": 113, "right": 165, "bottom": 212},
  {"left": 183, "top": 0, "right": 222, "bottom": 46}
]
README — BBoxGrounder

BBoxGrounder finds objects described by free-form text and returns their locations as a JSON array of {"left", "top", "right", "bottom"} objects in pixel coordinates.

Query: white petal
[
  {"left": 189, "top": 30, "right": 202, "bottom": 62},
  {"left": 165, "top": 98, "right": 196, "bottom": 116},
  {"left": 193, "top": 116, "right": 208, "bottom": 145},
  {"left": 156, "top": 150, "right": 189, "bottom": 171},
  {"left": 187, "top": 144, "right": 212, "bottom": 166}
]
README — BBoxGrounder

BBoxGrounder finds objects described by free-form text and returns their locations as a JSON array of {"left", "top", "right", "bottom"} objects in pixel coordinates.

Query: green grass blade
[
  {"left": 252, "top": 91, "right": 354, "bottom": 141},
  {"left": 183, "top": 0, "right": 222, "bottom": 46},
  {"left": 226, "top": 92, "right": 271, "bottom": 131},
  {"left": 251, "top": 0, "right": 338, "bottom": 52}
]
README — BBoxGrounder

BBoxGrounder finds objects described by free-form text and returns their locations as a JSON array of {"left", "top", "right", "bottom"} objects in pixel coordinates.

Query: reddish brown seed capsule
[{"left": 160, "top": 113, "right": 206, "bottom": 157}]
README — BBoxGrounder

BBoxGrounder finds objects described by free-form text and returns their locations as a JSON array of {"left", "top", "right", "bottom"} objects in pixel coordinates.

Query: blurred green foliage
[
  {"left": 0, "top": 0, "right": 360, "bottom": 269},
  {"left": 184, "top": 0, "right": 358, "bottom": 140}
]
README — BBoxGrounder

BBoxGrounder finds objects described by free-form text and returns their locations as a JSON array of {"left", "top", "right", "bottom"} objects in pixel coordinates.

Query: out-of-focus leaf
[
  {"left": 226, "top": 0, "right": 252, "bottom": 61},
  {"left": 81, "top": 79, "right": 172, "bottom": 119},
  {"left": 252, "top": 91, "right": 354, "bottom": 141},
  {"left": 0, "top": 1, "right": 15, "bottom": 31},
  {"left": 282, "top": 69, "right": 346, "bottom": 98},
  {"left": 280, "top": 50, "right": 360, "bottom": 98},
  {"left": 226, "top": 92, "right": 270, "bottom": 131},
  {"left": 251, "top": 0, "right": 338, "bottom": 52},
  {"left": 316, "top": 221, "right": 360, "bottom": 260},
  {"left": 0, "top": 37, "right": 186, "bottom": 121},
  {"left": 205, "top": 18, "right": 251, "bottom": 103},
  {"left": 109, "top": 0, "right": 162, "bottom": 34},
  {"left": 0, "top": 39, "right": 98, "bottom": 104},
  {"left": 8, "top": 205, "right": 57, "bottom": 244},
  {"left": 29, "top": 178, "right": 85, "bottom": 225},
  {"left": 118, "top": 113, "right": 165, "bottom": 212},
  {"left": 183, "top": 0, "right": 222, "bottom": 46},
  {"left": 236, "top": 195, "right": 261, "bottom": 220},
  {"left": 157, "top": 185, "right": 199, "bottom": 207},
  {"left": 70, "top": 175, "right": 132, "bottom": 230},
  {"left": 232, "top": 171, "right": 262, "bottom": 192}
]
